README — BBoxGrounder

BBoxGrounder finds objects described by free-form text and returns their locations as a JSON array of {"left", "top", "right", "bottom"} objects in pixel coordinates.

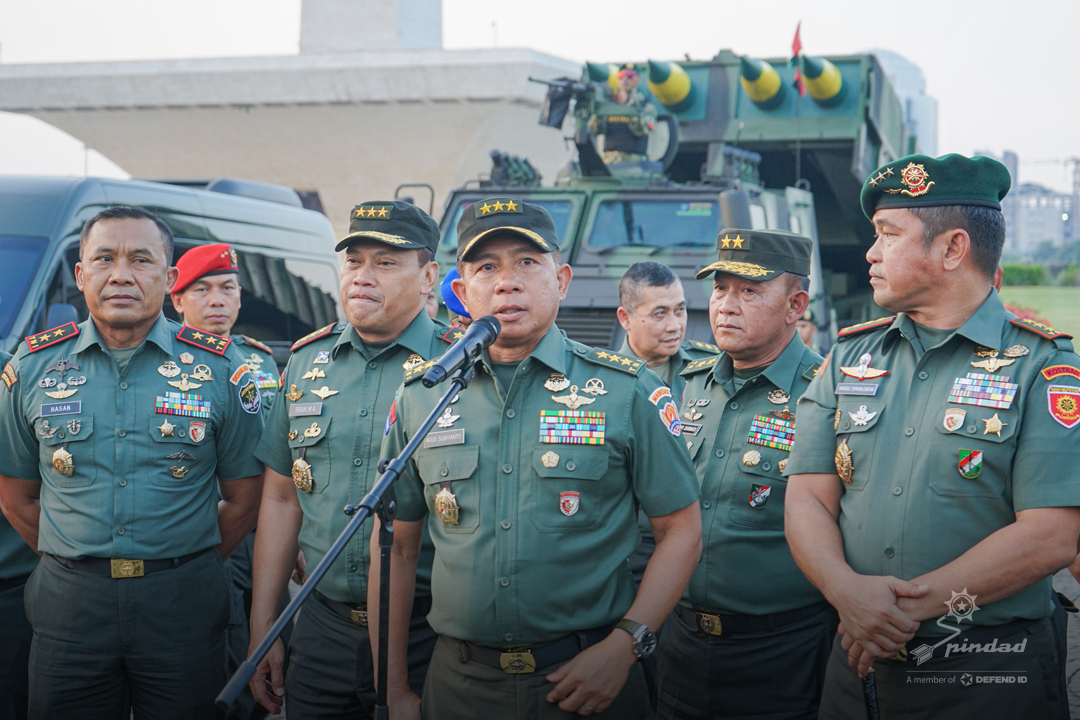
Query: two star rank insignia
[{"left": 177, "top": 326, "right": 231, "bottom": 355}]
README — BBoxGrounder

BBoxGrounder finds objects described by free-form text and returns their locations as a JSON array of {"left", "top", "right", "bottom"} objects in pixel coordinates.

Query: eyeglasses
[{"left": 617, "top": 70, "right": 638, "bottom": 79}]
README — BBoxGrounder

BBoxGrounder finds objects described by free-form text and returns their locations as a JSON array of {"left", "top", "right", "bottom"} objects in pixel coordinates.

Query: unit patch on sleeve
[
  {"left": 948, "top": 373, "right": 1019, "bottom": 410},
  {"left": 1042, "top": 365, "right": 1080, "bottom": 382},
  {"left": 746, "top": 414, "right": 796, "bottom": 452},
  {"left": 177, "top": 326, "right": 232, "bottom": 355},
  {"left": 1048, "top": 385, "right": 1080, "bottom": 428},
  {"left": 239, "top": 379, "right": 262, "bottom": 414},
  {"left": 155, "top": 392, "right": 211, "bottom": 419},
  {"left": 539, "top": 410, "right": 606, "bottom": 445},
  {"left": 25, "top": 322, "right": 79, "bottom": 352},
  {"left": 2, "top": 363, "right": 17, "bottom": 391},
  {"left": 659, "top": 401, "right": 682, "bottom": 436},
  {"left": 648, "top": 386, "right": 673, "bottom": 406}
]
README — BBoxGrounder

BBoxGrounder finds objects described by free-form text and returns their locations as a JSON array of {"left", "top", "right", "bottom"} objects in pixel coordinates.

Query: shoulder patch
[
  {"left": 585, "top": 348, "right": 645, "bottom": 376},
  {"left": 837, "top": 316, "right": 896, "bottom": 340},
  {"left": 239, "top": 334, "right": 274, "bottom": 355},
  {"left": 686, "top": 340, "right": 721, "bottom": 354},
  {"left": 441, "top": 327, "right": 466, "bottom": 344},
  {"left": 680, "top": 355, "right": 719, "bottom": 376},
  {"left": 177, "top": 325, "right": 232, "bottom": 355},
  {"left": 802, "top": 362, "right": 822, "bottom": 381},
  {"left": 404, "top": 358, "right": 438, "bottom": 385},
  {"left": 291, "top": 324, "right": 337, "bottom": 352},
  {"left": 2, "top": 362, "right": 17, "bottom": 391},
  {"left": 1009, "top": 317, "right": 1072, "bottom": 340},
  {"left": 25, "top": 322, "right": 79, "bottom": 353}
]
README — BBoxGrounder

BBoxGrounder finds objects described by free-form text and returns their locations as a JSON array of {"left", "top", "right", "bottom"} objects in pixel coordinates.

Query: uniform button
[
  {"left": 506, "top": 409, "right": 516, "bottom": 419},
  {"left": 967, "top": 425, "right": 977, "bottom": 434},
  {"left": 368, "top": 361, "right": 378, "bottom": 370},
  {"left": 715, "top": 449, "right": 725, "bottom": 458},
  {"left": 905, "top": 427, "right": 914, "bottom": 436},
  {"left": 117, "top": 527, "right": 126, "bottom": 535},
  {"left": 501, "top": 520, "right": 511, "bottom": 530},
  {"left": 119, "top": 381, "right": 128, "bottom": 390},
  {"left": 502, "top": 464, "right": 513, "bottom": 474},
  {"left": 349, "top": 564, "right": 358, "bottom": 572},
  {"left": 565, "top": 461, "right": 577, "bottom": 471},
  {"left": 353, "top": 458, "right": 363, "bottom": 466},
  {"left": 762, "top": 462, "right": 772, "bottom": 472},
  {"left": 729, "top": 401, "right": 739, "bottom": 410},
  {"left": 918, "top": 371, "right": 929, "bottom": 380},
  {"left": 359, "top": 409, "right": 368, "bottom": 417},
  {"left": 178, "top": 428, "right": 187, "bottom": 438},
  {"left": 57, "top": 431, "right": 66, "bottom": 440},
  {"left": 702, "top": 500, "right": 712, "bottom": 510},
  {"left": 440, "top": 467, "right": 449, "bottom": 477},
  {"left": 117, "top": 429, "right": 127, "bottom": 438},
  {"left": 118, "top": 478, "right": 127, "bottom": 487},
  {"left": 504, "top": 633, "right": 514, "bottom": 642},
  {"left": 893, "top": 486, "right": 903, "bottom": 496},
  {"left": 500, "top": 577, "right": 510, "bottom": 587},
  {"left": 842, "top": 421, "right": 850, "bottom": 430},
  {"left": 884, "top": 547, "right": 895, "bottom": 558}
]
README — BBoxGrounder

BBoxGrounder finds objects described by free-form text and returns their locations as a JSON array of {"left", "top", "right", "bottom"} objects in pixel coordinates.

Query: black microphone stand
[{"left": 216, "top": 362, "right": 480, "bottom": 716}]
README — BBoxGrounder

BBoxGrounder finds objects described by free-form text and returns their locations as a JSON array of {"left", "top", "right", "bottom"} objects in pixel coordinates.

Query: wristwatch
[{"left": 615, "top": 618, "right": 657, "bottom": 659}]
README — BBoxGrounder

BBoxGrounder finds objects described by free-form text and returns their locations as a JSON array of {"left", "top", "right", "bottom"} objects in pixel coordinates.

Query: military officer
[
  {"left": 653, "top": 229, "right": 835, "bottom": 719},
  {"left": 588, "top": 63, "right": 658, "bottom": 165},
  {"left": 249, "top": 200, "right": 445, "bottom": 718},
  {"left": 374, "top": 198, "right": 702, "bottom": 719},
  {"left": 0, "top": 205, "right": 265, "bottom": 720},
  {"left": 170, "top": 241, "right": 282, "bottom": 720},
  {"left": 785, "top": 154, "right": 1080, "bottom": 719},
  {"left": 0, "top": 348, "right": 37, "bottom": 720}
]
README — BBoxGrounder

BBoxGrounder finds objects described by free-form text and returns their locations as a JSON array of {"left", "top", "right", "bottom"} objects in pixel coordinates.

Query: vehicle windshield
[
  {"left": 441, "top": 199, "right": 575, "bottom": 249},
  {"left": 588, "top": 199, "right": 719, "bottom": 249},
  {"left": 0, "top": 235, "right": 48, "bottom": 338}
]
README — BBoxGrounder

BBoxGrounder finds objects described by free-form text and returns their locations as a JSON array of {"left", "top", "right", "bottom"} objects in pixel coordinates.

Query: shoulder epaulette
[
  {"left": 1009, "top": 317, "right": 1072, "bottom": 340},
  {"left": 680, "top": 355, "right": 719, "bottom": 376},
  {"left": 837, "top": 316, "right": 896, "bottom": 340},
  {"left": 177, "top": 325, "right": 232, "bottom": 355},
  {"left": 239, "top": 334, "right": 274, "bottom": 355},
  {"left": 291, "top": 324, "right": 338, "bottom": 352},
  {"left": 441, "top": 327, "right": 466, "bottom": 344},
  {"left": 25, "top": 322, "right": 79, "bottom": 353},
  {"left": 802, "top": 362, "right": 822, "bottom": 381},
  {"left": 685, "top": 340, "right": 721, "bottom": 354},
  {"left": 585, "top": 348, "right": 646, "bottom": 376},
  {"left": 404, "top": 357, "right": 438, "bottom": 385}
]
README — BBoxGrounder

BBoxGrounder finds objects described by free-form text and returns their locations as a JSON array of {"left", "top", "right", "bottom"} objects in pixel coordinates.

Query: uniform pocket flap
[
  {"left": 37, "top": 415, "right": 93, "bottom": 446},
  {"left": 149, "top": 415, "right": 209, "bottom": 444},
  {"left": 288, "top": 417, "right": 332, "bottom": 449},
  {"left": 834, "top": 401, "right": 886, "bottom": 435},
  {"left": 532, "top": 448, "right": 609, "bottom": 480},
  {"left": 934, "top": 406, "right": 1016, "bottom": 443},
  {"left": 418, "top": 445, "right": 479, "bottom": 485}
]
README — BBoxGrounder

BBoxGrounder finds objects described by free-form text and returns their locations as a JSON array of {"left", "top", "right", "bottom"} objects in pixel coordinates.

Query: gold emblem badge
[
  {"left": 288, "top": 429, "right": 298, "bottom": 441},
  {"left": 778, "top": 458, "right": 788, "bottom": 473},
  {"left": 742, "top": 450, "right": 761, "bottom": 467},
  {"left": 179, "top": 352, "right": 194, "bottom": 365},
  {"left": 582, "top": 378, "right": 608, "bottom": 396},
  {"left": 158, "top": 419, "right": 176, "bottom": 437},
  {"left": 169, "top": 466, "right": 189, "bottom": 479},
  {"left": 970, "top": 350, "right": 1015, "bottom": 373},
  {"left": 402, "top": 354, "right": 425, "bottom": 372},
  {"left": 1003, "top": 345, "right": 1029, "bottom": 358},
  {"left": 191, "top": 364, "right": 214, "bottom": 382},
  {"left": 168, "top": 374, "right": 202, "bottom": 392},
  {"left": 883, "top": 162, "right": 935, "bottom": 198},
  {"left": 44, "top": 383, "right": 79, "bottom": 400},
  {"left": 158, "top": 361, "right": 181, "bottom": 378},
  {"left": 436, "top": 408, "right": 460, "bottom": 428},
  {"left": 835, "top": 438, "right": 854, "bottom": 483},
  {"left": 301, "top": 368, "right": 325, "bottom": 381},
  {"left": 245, "top": 353, "right": 264, "bottom": 368},
  {"left": 543, "top": 373, "right": 570, "bottom": 392},
  {"left": 834, "top": 408, "right": 842, "bottom": 431},
  {"left": 292, "top": 458, "right": 314, "bottom": 493},
  {"left": 310, "top": 386, "right": 338, "bottom": 400},
  {"left": 499, "top": 652, "right": 536, "bottom": 674},
  {"left": 285, "top": 385, "right": 303, "bottom": 402},
  {"left": 551, "top": 385, "right": 595, "bottom": 411},
  {"left": 840, "top": 353, "right": 889, "bottom": 381},
  {"left": 303, "top": 422, "right": 322, "bottom": 439},
  {"left": 434, "top": 486, "right": 460, "bottom": 525},
  {"left": 767, "top": 389, "right": 791, "bottom": 405},
  {"left": 52, "top": 447, "right": 74, "bottom": 476},
  {"left": 982, "top": 413, "right": 1007, "bottom": 437},
  {"left": 770, "top": 406, "right": 796, "bottom": 422},
  {"left": 110, "top": 560, "right": 144, "bottom": 578},
  {"left": 541, "top": 451, "right": 560, "bottom": 468}
]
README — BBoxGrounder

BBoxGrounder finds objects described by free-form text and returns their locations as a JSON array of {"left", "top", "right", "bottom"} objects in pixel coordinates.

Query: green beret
[
  {"left": 336, "top": 200, "right": 440, "bottom": 253},
  {"left": 457, "top": 198, "right": 558, "bottom": 261},
  {"left": 696, "top": 228, "right": 812, "bottom": 281},
  {"left": 860, "top": 153, "right": 1011, "bottom": 220}
]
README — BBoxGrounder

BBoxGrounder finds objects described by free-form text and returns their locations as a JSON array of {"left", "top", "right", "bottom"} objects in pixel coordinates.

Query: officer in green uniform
[
  {"left": 0, "top": 205, "right": 265, "bottom": 720},
  {"left": 249, "top": 200, "right": 445, "bottom": 718},
  {"left": 170, "top": 241, "right": 282, "bottom": 720},
  {"left": 653, "top": 229, "right": 836, "bottom": 720},
  {"left": 0, "top": 348, "right": 37, "bottom": 720},
  {"left": 785, "top": 154, "right": 1080, "bottom": 719},
  {"left": 588, "top": 63, "right": 658, "bottom": 165},
  {"left": 375, "top": 198, "right": 702, "bottom": 719}
]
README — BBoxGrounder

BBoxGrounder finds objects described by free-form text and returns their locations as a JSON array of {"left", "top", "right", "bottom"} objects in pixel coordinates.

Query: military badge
[
  {"left": 157, "top": 419, "right": 176, "bottom": 437},
  {"left": 229, "top": 364, "right": 251, "bottom": 385},
  {"left": 155, "top": 392, "right": 211, "bottom": 419},
  {"left": 559, "top": 491, "right": 580, "bottom": 517},
  {"left": 244, "top": 353, "right": 264, "bottom": 368},
  {"left": 767, "top": 389, "right": 791, "bottom": 405},
  {"left": 659, "top": 401, "right": 682, "bottom": 437},
  {"left": 1003, "top": 345, "right": 1029, "bottom": 358},
  {"left": 385, "top": 396, "right": 397, "bottom": 436},
  {"left": 37, "top": 420, "right": 59, "bottom": 440},
  {"left": 177, "top": 326, "right": 231, "bottom": 355},
  {"left": 747, "top": 414, "right": 795, "bottom": 451},
  {"left": 884, "top": 161, "right": 934, "bottom": 198},
  {"left": 840, "top": 353, "right": 888, "bottom": 381},
  {"left": 166, "top": 450, "right": 197, "bottom": 462},
  {"left": 26, "top": 323, "right": 79, "bottom": 353},
  {"left": 158, "top": 361, "right": 181, "bottom": 378},
  {"left": 981, "top": 413, "right": 1007, "bottom": 437},
  {"left": 948, "top": 373, "right": 1018, "bottom": 410},
  {"left": 970, "top": 350, "right": 1015, "bottom": 373},
  {"left": 834, "top": 408, "right": 841, "bottom": 431},
  {"left": 314, "top": 351, "right": 331, "bottom": 364},
  {"left": 1, "top": 362, "right": 16, "bottom": 391},
  {"left": 169, "top": 374, "right": 202, "bottom": 392},
  {"left": 292, "top": 457, "right": 314, "bottom": 493},
  {"left": 749, "top": 484, "right": 771, "bottom": 508},
  {"left": 288, "top": 429, "right": 299, "bottom": 441},
  {"left": 402, "top": 354, "right": 424, "bottom": 372},
  {"left": 189, "top": 421, "right": 206, "bottom": 443},
  {"left": 170, "top": 466, "right": 189, "bottom": 479},
  {"left": 301, "top": 368, "right": 326, "bottom": 381},
  {"left": 52, "top": 446, "right": 74, "bottom": 477},
  {"left": 742, "top": 450, "right": 761, "bottom": 467},
  {"left": 544, "top": 373, "right": 570, "bottom": 392},
  {"left": 434, "top": 486, "right": 460, "bottom": 525},
  {"left": 582, "top": 378, "right": 607, "bottom": 396},
  {"left": 239, "top": 379, "right": 262, "bottom": 414},
  {"left": 958, "top": 449, "right": 983, "bottom": 479},
  {"left": 191, "top": 364, "right": 214, "bottom": 382},
  {"left": 67, "top": 419, "right": 81, "bottom": 436},
  {"left": 436, "top": 408, "right": 460, "bottom": 428},
  {"left": 285, "top": 385, "right": 303, "bottom": 401},
  {"left": 1048, "top": 385, "right": 1080, "bottom": 428},
  {"left": 848, "top": 405, "right": 877, "bottom": 426},
  {"left": 1042, "top": 365, "right": 1080, "bottom": 382},
  {"left": 942, "top": 408, "right": 966, "bottom": 432},
  {"left": 778, "top": 458, "right": 788, "bottom": 473},
  {"left": 540, "top": 410, "right": 605, "bottom": 445},
  {"left": 303, "top": 422, "right": 322, "bottom": 439},
  {"left": 541, "top": 451, "right": 560, "bottom": 468},
  {"left": 179, "top": 353, "right": 194, "bottom": 365},
  {"left": 835, "top": 438, "right": 854, "bottom": 483},
  {"left": 552, "top": 386, "right": 595, "bottom": 411},
  {"left": 648, "top": 386, "right": 672, "bottom": 406},
  {"left": 44, "top": 380, "right": 82, "bottom": 400},
  {"left": 769, "top": 406, "right": 796, "bottom": 422},
  {"left": 310, "top": 386, "right": 339, "bottom": 400}
]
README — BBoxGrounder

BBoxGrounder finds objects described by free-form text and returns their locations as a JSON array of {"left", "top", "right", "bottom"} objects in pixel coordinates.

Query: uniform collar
[
  {"left": 887, "top": 288, "right": 1004, "bottom": 351},
  {"left": 71, "top": 314, "right": 174, "bottom": 357},
  {"left": 335, "top": 309, "right": 437, "bottom": 360},
  {"left": 710, "top": 330, "right": 807, "bottom": 394},
  {"left": 482, "top": 324, "right": 568, "bottom": 376},
  {"left": 619, "top": 335, "right": 693, "bottom": 365}
]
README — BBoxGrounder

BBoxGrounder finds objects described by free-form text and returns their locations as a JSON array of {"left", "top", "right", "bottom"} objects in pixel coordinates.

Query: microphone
[{"left": 422, "top": 315, "right": 501, "bottom": 387}]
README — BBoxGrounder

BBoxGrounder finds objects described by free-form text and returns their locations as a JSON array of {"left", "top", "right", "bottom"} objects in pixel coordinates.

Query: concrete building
[
  {"left": 975, "top": 149, "right": 1020, "bottom": 253},
  {"left": 871, "top": 50, "right": 939, "bottom": 156},
  {"left": 1016, "top": 182, "right": 1074, "bottom": 252},
  {"left": 0, "top": 0, "right": 579, "bottom": 235}
]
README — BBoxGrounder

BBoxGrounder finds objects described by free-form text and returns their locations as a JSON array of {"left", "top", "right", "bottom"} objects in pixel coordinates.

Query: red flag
[
  {"left": 791, "top": 22, "right": 803, "bottom": 59},
  {"left": 791, "top": 22, "right": 806, "bottom": 96}
]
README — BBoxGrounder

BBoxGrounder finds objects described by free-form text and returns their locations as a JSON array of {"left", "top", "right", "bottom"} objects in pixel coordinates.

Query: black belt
[
  {"left": 48, "top": 548, "right": 213, "bottom": 579},
  {"left": 314, "top": 589, "right": 432, "bottom": 628},
  {"left": 890, "top": 616, "right": 1038, "bottom": 663},
  {"left": 676, "top": 601, "right": 832, "bottom": 637},
  {"left": 442, "top": 624, "right": 614, "bottom": 674},
  {"left": 0, "top": 573, "right": 32, "bottom": 592}
]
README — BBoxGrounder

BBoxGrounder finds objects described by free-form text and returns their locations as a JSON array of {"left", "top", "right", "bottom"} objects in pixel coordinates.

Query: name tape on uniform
[
  {"left": 424, "top": 428, "right": 465, "bottom": 448},
  {"left": 948, "top": 372, "right": 1018, "bottom": 410},
  {"left": 289, "top": 402, "right": 323, "bottom": 417},
  {"left": 836, "top": 383, "right": 878, "bottom": 396},
  {"left": 540, "top": 410, "right": 606, "bottom": 445},
  {"left": 41, "top": 401, "right": 81, "bottom": 417}
]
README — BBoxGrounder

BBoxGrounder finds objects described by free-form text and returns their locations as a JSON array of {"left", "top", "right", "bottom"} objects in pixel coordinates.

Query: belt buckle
[
  {"left": 499, "top": 651, "right": 536, "bottom": 674},
  {"left": 351, "top": 609, "right": 368, "bottom": 627},
  {"left": 110, "top": 559, "right": 145, "bottom": 579},
  {"left": 697, "top": 613, "right": 723, "bottom": 636},
  {"left": 890, "top": 647, "right": 910, "bottom": 663}
]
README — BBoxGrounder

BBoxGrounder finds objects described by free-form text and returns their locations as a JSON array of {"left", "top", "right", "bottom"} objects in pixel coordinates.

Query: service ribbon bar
[
  {"left": 539, "top": 410, "right": 606, "bottom": 445},
  {"left": 155, "top": 392, "right": 212, "bottom": 419},
  {"left": 948, "top": 372, "right": 1019, "bottom": 410},
  {"left": 747, "top": 414, "right": 795, "bottom": 452}
]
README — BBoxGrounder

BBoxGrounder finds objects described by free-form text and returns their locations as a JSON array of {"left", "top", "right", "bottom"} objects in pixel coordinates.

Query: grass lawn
[{"left": 999, "top": 286, "right": 1080, "bottom": 338}]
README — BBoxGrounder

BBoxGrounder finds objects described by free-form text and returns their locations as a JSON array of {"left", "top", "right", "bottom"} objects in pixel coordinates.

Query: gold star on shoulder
[
  {"left": 479, "top": 202, "right": 493, "bottom": 215},
  {"left": 982, "top": 413, "right": 1007, "bottom": 437},
  {"left": 505, "top": 200, "right": 518, "bottom": 211},
  {"left": 596, "top": 351, "right": 611, "bottom": 360},
  {"left": 192, "top": 332, "right": 204, "bottom": 340}
]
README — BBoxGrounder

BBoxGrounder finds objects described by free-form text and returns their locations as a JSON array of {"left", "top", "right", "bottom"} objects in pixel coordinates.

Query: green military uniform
[
  {"left": 587, "top": 64, "right": 658, "bottom": 165},
  {"left": 653, "top": 229, "right": 836, "bottom": 720},
  {"left": 385, "top": 198, "right": 701, "bottom": 720},
  {"left": 0, "top": 316, "right": 264, "bottom": 720},
  {"left": 253, "top": 200, "right": 446, "bottom": 717},
  {"left": 787, "top": 154, "right": 1078, "bottom": 719},
  {"left": 0, "top": 350, "right": 37, "bottom": 720}
]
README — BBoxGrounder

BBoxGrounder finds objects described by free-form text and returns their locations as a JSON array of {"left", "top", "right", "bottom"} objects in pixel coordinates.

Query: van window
[
  {"left": 440, "top": 199, "right": 575, "bottom": 250},
  {"left": 587, "top": 200, "right": 718, "bottom": 249},
  {"left": 0, "top": 235, "right": 49, "bottom": 338}
]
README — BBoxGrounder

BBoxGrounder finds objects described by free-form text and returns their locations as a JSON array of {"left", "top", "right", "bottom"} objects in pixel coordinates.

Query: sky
[{"left": 0, "top": 0, "right": 1078, "bottom": 193}]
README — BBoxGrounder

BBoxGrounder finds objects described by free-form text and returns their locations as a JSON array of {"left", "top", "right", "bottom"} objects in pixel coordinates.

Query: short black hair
[
  {"left": 785, "top": 273, "right": 811, "bottom": 293},
  {"left": 909, "top": 206, "right": 1005, "bottom": 279},
  {"left": 416, "top": 247, "right": 435, "bottom": 267},
  {"left": 80, "top": 206, "right": 175, "bottom": 263},
  {"left": 620, "top": 261, "right": 680, "bottom": 312}
]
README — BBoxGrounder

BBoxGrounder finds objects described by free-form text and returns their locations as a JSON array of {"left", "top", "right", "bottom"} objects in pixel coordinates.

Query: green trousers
[{"left": 0, "top": 576, "right": 32, "bottom": 720}]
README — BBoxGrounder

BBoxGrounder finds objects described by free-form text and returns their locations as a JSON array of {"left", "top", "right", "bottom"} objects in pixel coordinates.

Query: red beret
[{"left": 173, "top": 243, "right": 239, "bottom": 294}]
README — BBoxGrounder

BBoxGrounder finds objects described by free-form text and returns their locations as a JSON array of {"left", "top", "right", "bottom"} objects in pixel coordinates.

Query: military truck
[
  {"left": 428, "top": 49, "right": 922, "bottom": 352},
  {"left": 0, "top": 176, "right": 341, "bottom": 363}
]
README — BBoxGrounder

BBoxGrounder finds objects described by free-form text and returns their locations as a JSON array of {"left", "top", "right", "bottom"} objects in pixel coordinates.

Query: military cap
[
  {"left": 173, "top": 243, "right": 238, "bottom": 294},
  {"left": 860, "top": 153, "right": 1011, "bottom": 220},
  {"left": 696, "top": 228, "right": 812, "bottom": 281},
  {"left": 336, "top": 200, "right": 440, "bottom": 253},
  {"left": 456, "top": 198, "right": 558, "bottom": 261}
]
